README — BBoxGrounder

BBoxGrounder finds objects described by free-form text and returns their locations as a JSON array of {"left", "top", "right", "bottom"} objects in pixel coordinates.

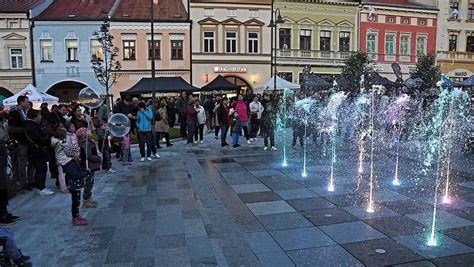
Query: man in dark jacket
[
  {"left": 216, "top": 98, "right": 229, "bottom": 147},
  {"left": 176, "top": 94, "right": 187, "bottom": 138},
  {"left": 7, "top": 96, "right": 29, "bottom": 191}
]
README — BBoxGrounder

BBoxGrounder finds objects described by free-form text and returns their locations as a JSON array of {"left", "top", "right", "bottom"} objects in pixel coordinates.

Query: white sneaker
[
  {"left": 194, "top": 141, "right": 198, "bottom": 144},
  {"left": 162, "top": 137, "right": 166, "bottom": 142},
  {"left": 147, "top": 157, "right": 152, "bottom": 161},
  {"left": 264, "top": 147, "right": 268, "bottom": 151},
  {"left": 153, "top": 153, "right": 160, "bottom": 158},
  {"left": 107, "top": 169, "right": 116, "bottom": 173},
  {"left": 140, "top": 157, "right": 145, "bottom": 162},
  {"left": 271, "top": 146, "right": 278, "bottom": 151},
  {"left": 39, "top": 188, "right": 54, "bottom": 196},
  {"left": 247, "top": 140, "right": 251, "bottom": 144},
  {"left": 200, "top": 140, "right": 204, "bottom": 144}
]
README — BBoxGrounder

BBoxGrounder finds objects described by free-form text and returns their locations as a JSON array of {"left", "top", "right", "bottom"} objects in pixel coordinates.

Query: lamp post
[
  {"left": 150, "top": 0, "right": 156, "bottom": 111},
  {"left": 268, "top": 8, "right": 285, "bottom": 91}
]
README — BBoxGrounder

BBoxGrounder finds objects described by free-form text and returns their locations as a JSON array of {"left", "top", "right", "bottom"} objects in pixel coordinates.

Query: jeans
[
  {"left": 242, "top": 123, "right": 250, "bottom": 140},
  {"left": 29, "top": 157, "right": 47, "bottom": 190},
  {"left": 220, "top": 126, "right": 228, "bottom": 144},
  {"left": 12, "top": 144, "right": 28, "bottom": 190},
  {"left": 194, "top": 124, "right": 204, "bottom": 141},
  {"left": 232, "top": 132, "right": 240, "bottom": 145},
  {"left": 83, "top": 173, "right": 94, "bottom": 200},
  {"left": 138, "top": 131, "right": 153, "bottom": 157},
  {"left": 250, "top": 117, "right": 260, "bottom": 138},
  {"left": 69, "top": 189, "right": 81, "bottom": 218},
  {"left": 215, "top": 126, "right": 220, "bottom": 137},
  {"left": 186, "top": 123, "right": 196, "bottom": 144},
  {"left": 264, "top": 132, "right": 275, "bottom": 147},
  {"left": 0, "top": 228, "right": 21, "bottom": 260}
]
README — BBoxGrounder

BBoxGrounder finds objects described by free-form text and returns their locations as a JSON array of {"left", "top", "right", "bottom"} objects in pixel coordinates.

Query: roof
[
  {"left": 0, "top": 0, "right": 45, "bottom": 13},
  {"left": 122, "top": 77, "right": 199, "bottom": 96},
  {"left": 201, "top": 75, "right": 240, "bottom": 92},
  {"left": 362, "top": 0, "right": 437, "bottom": 10},
  {"left": 112, "top": 0, "right": 188, "bottom": 21},
  {"left": 36, "top": 0, "right": 115, "bottom": 21}
]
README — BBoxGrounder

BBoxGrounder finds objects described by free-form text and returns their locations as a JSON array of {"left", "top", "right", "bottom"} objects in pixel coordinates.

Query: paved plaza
[{"left": 6, "top": 133, "right": 474, "bottom": 266}]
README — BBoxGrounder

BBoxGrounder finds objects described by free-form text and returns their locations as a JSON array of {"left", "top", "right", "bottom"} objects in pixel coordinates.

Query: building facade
[
  {"left": 110, "top": 0, "right": 191, "bottom": 97},
  {"left": 32, "top": 0, "right": 115, "bottom": 101},
  {"left": 0, "top": 0, "right": 51, "bottom": 98},
  {"left": 275, "top": 0, "right": 359, "bottom": 84},
  {"left": 359, "top": 0, "right": 438, "bottom": 80},
  {"left": 435, "top": 0, "right": 474, "bottom": 82},
  {"left": 190, "top": 0, "right": 272, "bottom": 93}
]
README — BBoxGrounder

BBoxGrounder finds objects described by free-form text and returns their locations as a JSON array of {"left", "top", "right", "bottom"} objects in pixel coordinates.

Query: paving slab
[
  {"left": 246, "top": 201, "right": 296, "bottom": 216},
  {"left": 287, "top": 245, "right": 364, "bottom": 267},
  {"left": 257, "top": 212, "right": 313, "bottom": 231},
  {"left": 270, "top": 227, "right": 336, "bottom": 251},
  {"left": 319, "top": 221, "right": 387, "bottom": 244},
  {"left": 395, "top": 233, "right": 474, "bottom": 259}
]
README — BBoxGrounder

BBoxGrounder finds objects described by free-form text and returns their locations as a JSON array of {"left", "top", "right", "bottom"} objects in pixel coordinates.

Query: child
[
  {"left": 121, "top": 132, "right": 131, "bottom": 165},
  {"left": 291, "top": 108, "right": 305, "bottom": 149},
  {"left": 76, "top": 127, "right": 100, "bottom": 209},
  {"left": 63, "top": 142, "right": 88, "bottom": 226},
  {"left": 261, "top": 104, "right": 277, "bottom": 151},
  {"left": 98, "top": 123, "right": 115, "bottom": 173},
  {"left": 231, "top": 111, "right": 242, "bottom": 148},
  {"left": 65, "top": 121, "right": 78, "bottom": 146},
  {"left": 51, "top": 127, "right": 69, "bottom": 193}
]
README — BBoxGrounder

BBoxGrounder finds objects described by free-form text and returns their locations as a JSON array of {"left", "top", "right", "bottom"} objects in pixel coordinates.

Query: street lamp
[{"left": 268, "top": 8, "right": 285, "bottom": 91}]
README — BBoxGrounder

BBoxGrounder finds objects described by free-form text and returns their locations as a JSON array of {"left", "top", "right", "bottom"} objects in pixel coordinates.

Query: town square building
[
  {"left": 359, "top": 0, "right": 438, "bottom": 81},
  {"left": 190, "top": 0, "right": 272, "bottom": 94}
]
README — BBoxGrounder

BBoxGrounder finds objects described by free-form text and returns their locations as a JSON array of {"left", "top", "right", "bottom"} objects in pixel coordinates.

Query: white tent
[
  {"left": 254, "top": 76, "right": 301, "bottom": 94},
  {"left": 3, "top": 84, "right": 59, "bottom": 109}
]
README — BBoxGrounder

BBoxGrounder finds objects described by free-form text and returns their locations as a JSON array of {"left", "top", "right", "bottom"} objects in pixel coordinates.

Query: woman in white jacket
[{"left": 194, "top": 100, "right": 207, "bottom": 143}]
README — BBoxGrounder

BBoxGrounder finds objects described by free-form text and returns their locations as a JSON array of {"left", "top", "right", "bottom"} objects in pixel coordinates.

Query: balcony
[
  {"left": 276, "top": 49, "right": 352, "bottom": 66},
  {"left": 436, "top": 50, "right": 474, "bottom": 62}
]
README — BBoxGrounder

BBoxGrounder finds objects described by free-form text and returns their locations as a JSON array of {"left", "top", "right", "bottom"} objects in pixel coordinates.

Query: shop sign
[
  {"left": 214, "top": 66, "right": 247, "bottom": 73},
  {"left": 447, "top": 69, "right": 473, "bottom": 77}
]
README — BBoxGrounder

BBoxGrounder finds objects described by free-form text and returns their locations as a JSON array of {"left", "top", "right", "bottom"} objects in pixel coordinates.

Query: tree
[
  {"left": 92, "top": 19, "right": 121, "bottom": 113},
  {"left": 340, "top": 51, "right": 375, "bottom": 95},
  {"left": 410, "top": 53, "right": 441, "bottom": 90}
]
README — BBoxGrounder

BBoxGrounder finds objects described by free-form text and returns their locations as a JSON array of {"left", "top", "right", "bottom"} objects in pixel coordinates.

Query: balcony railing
[
  {"left": 277, "top": 49, "right": 351, "bottom": 60},
  {"left": 436, "top": 50, "right": 474, "bottom": 61}
]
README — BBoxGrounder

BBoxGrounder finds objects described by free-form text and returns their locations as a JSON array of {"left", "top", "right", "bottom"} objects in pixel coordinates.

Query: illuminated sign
[{"left": 214, "top": 66, "right": 247, "bottom": 73}]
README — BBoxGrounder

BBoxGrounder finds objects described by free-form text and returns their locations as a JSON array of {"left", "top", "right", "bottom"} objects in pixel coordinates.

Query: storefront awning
[
  {"left": 121, "top": 77, "right": 199, "bottom": 96},
  {"left": 200, "top": 75, "right": 240, "bottom": 94},
  {"left": 460, "top": 75, "right": 474, "bottom": 87},
  {"left": 439, "top": 76, "right": 460, "bottom": 88},
  {"left": 254, "top": 76, "right": 301, "bottom": 94}
]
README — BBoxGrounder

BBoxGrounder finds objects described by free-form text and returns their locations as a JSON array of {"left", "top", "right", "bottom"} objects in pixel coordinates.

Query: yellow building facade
[{"left": 274, "top": 0, "right": 359, "bottom": 84}]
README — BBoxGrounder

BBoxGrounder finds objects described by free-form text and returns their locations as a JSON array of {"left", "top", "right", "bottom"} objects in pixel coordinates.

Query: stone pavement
[{"left": 4, "top": 132, "right": 474, "bottom": 266}]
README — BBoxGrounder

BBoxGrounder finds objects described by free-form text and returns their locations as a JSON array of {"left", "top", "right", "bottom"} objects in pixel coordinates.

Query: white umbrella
[
  {"left": 3, "top": 84, "right": 59, "bottom": 109},
  {"left": 254, "top": 76, "right": 300, "bottom": 94}
]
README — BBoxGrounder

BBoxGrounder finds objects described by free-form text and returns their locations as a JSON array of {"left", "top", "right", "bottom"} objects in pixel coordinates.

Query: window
[
  {"left": 401, "top": 18, "right": 410, "bottom": 24},
  {"left": 469, "top": 3, "right": 474, "bottom": 20},
  {"left": 367, "top": 33, "right": 376, "bottom": 53},
  {"left": 123, "top": 40, "right": 136, "bottom": 60},
  {"left": 226, "top": 31, "right": 237, "bottom": 53},
  {"left": 10, "top": 49, "right": 23, "bottom": 69},
  {"left": 467, "top": 36, "right": 474, "bottom": 52},
  {"left": 400, "top": 35, "right": 410, "bottom": 55},
  {"left": 227, "top": 9, "right": 236, "bottom": 17},
  {"left": 385, "top": 35, "right": 395, "bottom": 55},
  {"left": 40, "top": 39, "right": 53, "bottom": 62},
  {"left": 171, "top": 40, "right": 183, "bottom": 60},
  {"left": 319, "top": 30, "right": 331, "bottom": 51},
  {"left": 278, "top": 72, "right": 293, "bottom": 82},
  {"left": 248, "top": 32, "right": 259, "bottom": 53},
  {"left": 386, "top": 17, "right": 395, "bottom": 23},
  {"left": 339, "top": 32, "right": 350, "bottom": 52},
  {"left": 300, "top": 29, "right": 311, "bottom": 50},
  {"left": 90, "top": 39, "right": 103, "bottom": 61},
  {"left": 450, "top": 0, "right": 459, "bottom": 19},
  {"left": 9, "top": 21, "right": 18, "bottom": 29},
  {"left": 249, "top": 10, "right": 258, "bottom": 18},
  {"left": 148, "top": 40, "right": 160, "bottom": 59},
  {"left": 279, "top": 28, "right": 291, "bottom": 49},
  {"left": 416, "top": 36, "right": 426, "bottom": 55},
  {"left": 66, "top": 39, "right": 78, "bottom": 61},
  {"left": 418, "top": 19, "right": 427, "bottom": 26},
  {"left": 204, "top": 8, "right": 214, "bottom": 17},
  {"left": 203, "top": 31, "right": 215, "bottom": 53},
  {"left": 449, "top": 34, "right": 458, "bottom": 51}
]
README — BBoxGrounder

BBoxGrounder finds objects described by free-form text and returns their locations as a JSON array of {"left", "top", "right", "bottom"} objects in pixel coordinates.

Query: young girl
[
  {"left": 76, "top": 127, "right": 100, "bottom": 209},
  {"left": 261, "top": 104, "right": 277, "bottom": 151},
  {"left": 121, "top": 133, "right": 131, "bottom": 165},
  {"left": 63, "top": 141, "right": 88, "bottom": 226},
  {"left": 50, "top": 128, "right": 69, "bottom": 193},
  {"left": 231, "top": 111, "right": 242, "bottom": 148},
  {"left": 65, "top": 122, "right": 78, "bottom": 146}
]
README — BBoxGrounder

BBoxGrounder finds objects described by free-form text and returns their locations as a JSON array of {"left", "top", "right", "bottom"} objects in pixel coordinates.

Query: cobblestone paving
[{"left": 5, "top": 134, "right": 474, "bottom": 266}]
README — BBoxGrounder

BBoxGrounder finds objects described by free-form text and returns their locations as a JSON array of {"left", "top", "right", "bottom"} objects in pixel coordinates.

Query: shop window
[
  {"left": 123, "top": 40, "right": 136, "bottom": 60},
  {"left": 171, "top": 40, "right": 183, "bottom": 60},
  {"left": 300, "top": 29, "right": 311, "bottom": 51},
  {"left": 66, "top": 39, "right": 78, "bottom": 61},
  {"left": 148, "top": 40, "right": 160, "bottom": 60},
  {"left": 10, "top": 49, "right": 23, "bottom": 69}
]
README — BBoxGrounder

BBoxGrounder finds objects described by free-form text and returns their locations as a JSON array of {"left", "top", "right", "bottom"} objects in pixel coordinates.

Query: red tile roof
[
  {"left": 36, "top": 0, "right": 115, "bottom": 21},
  {"left": 362, "top": 0, "right": 437, "bottom": 10},
  {"left": 0, "top": 0, "right": 45, "bottom": 13},
  {"left": 112, "top": 0, "right": 188, "bottom": 21}
]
